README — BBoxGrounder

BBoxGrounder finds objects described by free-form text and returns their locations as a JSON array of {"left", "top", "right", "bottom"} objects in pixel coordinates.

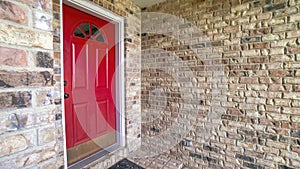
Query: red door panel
[{"left": 63, "top": 4, "right": 116, "bottom": 164}]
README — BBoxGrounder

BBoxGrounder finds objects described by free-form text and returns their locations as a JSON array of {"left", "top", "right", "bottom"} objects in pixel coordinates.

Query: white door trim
[{"left": 60, "top": 0, "right": 125, "bottom": 168}]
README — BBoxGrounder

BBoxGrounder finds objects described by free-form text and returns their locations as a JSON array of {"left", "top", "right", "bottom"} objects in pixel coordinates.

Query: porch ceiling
[{"left": 131, "top": 0, "right": 166, "bottom": 8}]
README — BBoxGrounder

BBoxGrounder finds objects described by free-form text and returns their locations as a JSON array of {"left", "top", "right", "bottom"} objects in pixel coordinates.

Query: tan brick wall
[
  {"left": 138, "top": 0, "right": 300, "bottom": 168},
  {"left": 0, "top": 0, "right": 59, "bottom": 168}
]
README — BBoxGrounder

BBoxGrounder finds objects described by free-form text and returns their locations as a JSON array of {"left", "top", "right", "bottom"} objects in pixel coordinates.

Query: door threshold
[{"left": 68, "top": 143, "right": 122, "bottom": 169}]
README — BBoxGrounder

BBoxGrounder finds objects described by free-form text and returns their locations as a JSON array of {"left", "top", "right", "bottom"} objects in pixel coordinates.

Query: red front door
[{"left": 63, "top": 4, "right": 116, "bottom": 165}]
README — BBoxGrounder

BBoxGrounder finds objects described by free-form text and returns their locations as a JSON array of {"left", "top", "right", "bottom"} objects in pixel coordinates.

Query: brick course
[{"left": 137, "top": 0, "right": 300, "bottom": 168}]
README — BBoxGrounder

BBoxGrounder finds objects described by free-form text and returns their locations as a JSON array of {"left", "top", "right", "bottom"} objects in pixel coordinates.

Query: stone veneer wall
[
  {"left": 140, "top": 0, "right": 300, "bottom": 168},
  {"left": 0, "top": 0, "right": 141, "bottom": 168}
]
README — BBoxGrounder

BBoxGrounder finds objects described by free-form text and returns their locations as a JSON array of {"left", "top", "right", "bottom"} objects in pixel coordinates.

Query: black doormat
[{"left": 108, "top": 158, "right": 145, "bottom": 169}]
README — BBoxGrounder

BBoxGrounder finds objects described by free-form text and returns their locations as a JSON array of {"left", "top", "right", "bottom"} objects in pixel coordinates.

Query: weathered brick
[
  {"left": 34, "top": 90, "right": 53, "bottom": 106},
  {"left": 0, "top": 1, "right": 28, "bottom": 24},
  {"left": 33, "top": 10, "right": 52, "bottom": 31},
  {"left": 203, "top": 145, "right": 219, "bottom": 153},
  {"left": 38, "top": 126, "right": 56, "bottom": 145},
  {"left": 279, "top": 165, "right": 296, "bottom": 169},
  {"left": 287, "top": 47, "right": 300, "bottom": 54},
  {"left": 241, "top": 50, "right": 260, "bottom": 57},
  {"left": 269, "top": 47, "right": 285, "bottom": 55},
  {"left": 0, "top": 23, "right": 53, "bottom": 49},
  {"left": 291, "top": 130, "right": 300, "bottom": 138},
  {"left": 36, "top": 51, "right": 53, "bottom": 68},
  {"left": 0, "top": 46, "right": 28, "bottom": 66},
  {"left": 262, "top": 34, "right": 280, "bottom": 41},
  {"left": 231, "top": 4, "right": 249, "bottom": 12},
  {"left": 0, "top": 91, "right": 31, "bottom": 109},
  {"left": 0, "top": 134, "right": 29, "bottom": 157},
  {"left": 250, "top": 28, "right": 270, "bottom": 36},
  {"left": 269, "top": 17, "right": 285, "bottom": 25},
  {"left": 33, "top": 0, "right": 52, "bottom": 12},
  {"left": 227, "top": 108, "right": 243, "bottom": 115},
  {"left": 248, "top": 57, "right": 267, "bottom": 63},
  {"left": 288, "top": 14, "right": 300, "bottom": 23},
  {"left": 251, "top": 42, "right": 270, "bottom": 49},
  {"left": 240, "top": 77, "right": 259, "bottom": 84},
  {"left": 273, "top": 24, "right": 297, "bottom": 33},
  {"left": 0, "top": 71, "right": 50, "bottom": 88},
  {"left": 263, "top": 3, "right": 285, "bottom": 12},
  {"left": 269, "top": 70, "right": 293, "bottom": 77},
  {"left": 242, "top": 37, "right": 261, "bottom": 44},
  {"left": 285, "top": 77, "right": 300, "bottom": 84}
]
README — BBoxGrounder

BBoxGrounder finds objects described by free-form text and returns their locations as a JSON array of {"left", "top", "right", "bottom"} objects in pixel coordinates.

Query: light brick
[
  {"left": 33, "top": 10, "right": 52, "bottom": 31},
  {"left": 0, "top": 23, "right": 53, "bottom": 49},
  {"left": 0, "top": 46, "right": 28, "bottom": 66},
  {"left": 241, "top": 49, "right": 260, "bottom": 57},
  {"left": 38, "top": 126, "right": 56, "bottom": 145},
  {"left": 0, "top": 134, "right": 28, "bottom": 157},
  {"left": 262, "top": 34, "right": 280, "bottom": 41},
  {"left": 33, "top": 0, "right": 52, "bottom": 12},
  {"left": 0, "top": 1, "right": 28, "bottom": 24}
]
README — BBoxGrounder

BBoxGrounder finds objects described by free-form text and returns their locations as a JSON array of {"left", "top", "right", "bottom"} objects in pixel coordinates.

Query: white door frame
[{"left": 60, "top": 0, "right": 125, "bottom": 168}]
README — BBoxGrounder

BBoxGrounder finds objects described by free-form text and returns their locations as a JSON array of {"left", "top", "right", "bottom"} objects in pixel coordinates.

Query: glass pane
[
  {"left": 81, "top": 23, "right": 90, "bottom": 36},
  {"left": 74, "top": 28, "right": 85, "bottom": 38},
  {"left": 96, "top": 34, "right": 105, "bottom": 42},
  {"left": 92, "top": 25, "right": 99, "bottom": 36}
]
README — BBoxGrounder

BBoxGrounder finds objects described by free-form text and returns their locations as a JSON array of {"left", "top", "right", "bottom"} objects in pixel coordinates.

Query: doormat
[{"left": 108, "top": 158, "right": 145, "bottom": 169}]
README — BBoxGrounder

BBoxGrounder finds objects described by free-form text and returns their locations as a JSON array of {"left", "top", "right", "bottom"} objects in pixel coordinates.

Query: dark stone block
[
  {"left": 203, "top": 145, "right": 219, "bottom": 153},
  {"left": 125, "top": 38, "right": 132, "bottom": 43},
  {"left": 54, "top": 67, "right": 61, "bottom": 74},
  {"left": 279, "top": 135, "right": 289, "bottom": 143},
  {"left": 291, "top": 130, "right": 300, "bottom": 138},
  {"left": 279, "top": 165, "right": 295, "bottom": 169},
  {"left": 212, "top": 41, "right": 222, "bottom": 46},
  {"left": 40, "top": 71, "right": 52, "bottom": 85},
  {"left": 0, "top": 91, "right": 31, "bottom": 109},
  {"left": 263, "top": 3, "right": 285, "bottom": 12},
  {"left": 235, "top": 154, "right": 255, "bottom": 162},
  {"left": 294, "top": 139, "right": 300, "bottom": 145},
  {"left": 183, "top": 140, "right": 191, "bottom": 147},
  {"left": 109, "top": 158, "right": 144, "bottom": 169},
  {"left": 0, "top": 71, "right": 28, "bottom": 88},
  {"left": 12, "top": 91, "right": 31, "bottom": 108},
  {"left": 0, "top": 80, "right": 13, "bottom": 88},
  {"left": 242, "top": 37, "right": 261, "bottom": 44},
  {"left": 150, "top": 126, "right": 160, "bottom": 132},
  {"left": 243, "top": 162, "right": 264, "bottom": 169},
  {"left": 36, "top": 51, "right": 53, "bottom": 68},
  {"left": 265, "top": 0, "right": 272, "bottom": 4},
  {"left": 125, "top": 8, "right": 134, "bottom": 14},
  {"left": 55, "top": 113, "right": 62, "bottom": 120},
  {"left": 205, "top": 156, "right": 218, "bottom": 164},
  {"left": 54, "top": 98, "right": 61, "bottom": 105},
  {"left": 190, "top": 152, "right": 218, "bottom": 164},
  {"left": 189, "top": 152, "right": 202, "bottom": 159},
  {"left": 191, "top": 43, "right": 206, "bottom": 49},
  {"left": 53, "top": 13, "right": 59, "bottom": 20}
]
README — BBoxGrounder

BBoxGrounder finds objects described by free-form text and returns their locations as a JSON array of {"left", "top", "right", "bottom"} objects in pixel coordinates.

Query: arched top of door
[{"left": 73, "top": 23, "right": 107, "bottom": 43}]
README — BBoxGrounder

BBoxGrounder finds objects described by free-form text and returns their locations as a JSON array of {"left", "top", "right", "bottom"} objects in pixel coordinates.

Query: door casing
[{"left": 60, "top": 0, "right": 125, "bottom": 168}]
